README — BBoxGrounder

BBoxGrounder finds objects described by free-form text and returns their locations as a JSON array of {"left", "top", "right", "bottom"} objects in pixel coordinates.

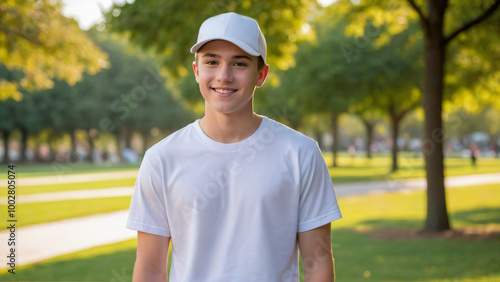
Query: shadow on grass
[
  {"left": 332, "top": 229, "right": 500, "bottom": 281},
  {"left": 359, "top": 219, "right": 423, "bottom": 229},
  {"left": 451, "top": 207, "right": 500, "bottom": 225},
  {"left": 0, "top": 249, "right": 135, "bottom": 281},
  {"left": 358, "top": 208, "right": 500, "bottom": 231}
]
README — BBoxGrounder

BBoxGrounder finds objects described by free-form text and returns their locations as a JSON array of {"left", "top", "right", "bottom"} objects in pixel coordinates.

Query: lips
[{"left": 212, "top": 88, "right": 237, "bottom": 97}]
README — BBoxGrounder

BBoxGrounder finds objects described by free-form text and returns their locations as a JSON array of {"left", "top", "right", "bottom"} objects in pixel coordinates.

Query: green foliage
[
  {"left": 0, "top": 0, "right": 108, "bottom": 100},
  {"left": 76, "top": 29, "right": 194, "bottom": 136},
  {"left": 0, "top": 29, "right": 194, "bottom": 160},
  {"left": 106, "top": 0, "right": 318, "bottom": 76}
]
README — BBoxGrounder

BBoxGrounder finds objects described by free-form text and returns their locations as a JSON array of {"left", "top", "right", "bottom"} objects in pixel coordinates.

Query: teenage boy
[{"left": 127, "top": 12, "right": 342, "bottom": 282}]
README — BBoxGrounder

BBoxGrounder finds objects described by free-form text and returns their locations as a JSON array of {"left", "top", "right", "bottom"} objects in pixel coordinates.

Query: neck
[{"left": 199, "top": 109, "right": 263, "bottom": 144}]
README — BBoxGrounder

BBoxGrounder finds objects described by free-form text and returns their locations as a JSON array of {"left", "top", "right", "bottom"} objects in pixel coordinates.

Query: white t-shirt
[{"left": 127, "top": 116, "right": 342, "bottom": 282}]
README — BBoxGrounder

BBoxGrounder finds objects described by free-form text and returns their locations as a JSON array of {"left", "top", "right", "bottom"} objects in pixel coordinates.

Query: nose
[{"left": 216, "top": 63, "right": 233, "bottom": 83}]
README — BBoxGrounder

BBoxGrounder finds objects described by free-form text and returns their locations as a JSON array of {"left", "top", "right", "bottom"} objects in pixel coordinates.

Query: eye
[
  {"left": 206, "top": 60, "right": 217, "bottom": 65},
  {"left": 234, "top": 62, "right": 247, "bottom": 67}
]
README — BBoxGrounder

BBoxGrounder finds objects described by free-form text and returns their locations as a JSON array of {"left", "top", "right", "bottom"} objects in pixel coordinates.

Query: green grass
[
  {"left": 331, "top": 183, "right": 499, "bottom": 231},
  {"left": 331, "top": 230, "right": 500, "bottom": 282},
  {"left": 2, "top": 184, "right": 499, "bottom": 281},
  {"left": 0, "top": 161, "right": 140, "bottom": 179},
  {"left": 324, "top": 153, "right": 500, "bottom": 183},
  {"left": 0, "top": 196, "right": 131, "bottom": 226},
  {"left": 0, "top": 177, "right": 136, "bottom": 197},
  {"left": 0, "top": 239, "right": 138, "bottom": 280}
]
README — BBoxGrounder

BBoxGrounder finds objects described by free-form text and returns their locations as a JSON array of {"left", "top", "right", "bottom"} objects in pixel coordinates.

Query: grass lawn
[
  {"left": 0, "top": 161, "right": 140, "bottom": 179},
  {"left": 0, "top": 196, "right": 131, "bottom": 226},
  {"left": 0, "top": 177, "right": 136, "bottom": 197},
  {"left": 2, "top": 184, "right": 498, "bottom": 281},
  {"left": 324, "top": 153, "right": 500, "bottom": 183}
]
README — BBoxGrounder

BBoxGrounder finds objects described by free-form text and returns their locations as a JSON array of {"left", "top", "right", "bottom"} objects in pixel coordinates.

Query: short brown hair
[{"left": 194, "top": 52, "right": 266, "bottom": 71}]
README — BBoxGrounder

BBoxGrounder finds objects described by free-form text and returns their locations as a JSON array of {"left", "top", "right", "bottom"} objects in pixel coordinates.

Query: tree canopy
[
  {"left": 106, "top": 0, "right": 318, "bottom": 76},
  {"left": 0, "top": 0, "right": 108, "bottom": 100}
]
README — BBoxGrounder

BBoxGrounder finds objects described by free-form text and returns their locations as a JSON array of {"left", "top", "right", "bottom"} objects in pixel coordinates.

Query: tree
[
  {"left": 0, "top": 0, "right": 108, "bottom": 100},
  {"left": 350, "top": 100, "right": 385, "bottom": 159},
  {"left": 277, "top": 19, "right": 362, "bottom": 167},
  {"left": 107, "top": 0, "right": 318, "bottom": 76},
  {"left": 337, "top": 0, "right": 500, "bottom": 232},
  {"left": 407, "top": 0, "right": 500, "bottom": 232},
  {"left": 362, "top": 21, "right": 422, "bottom": 172},
  {"left": 75, "top": 30, "right": 193, "bottom": 160}
]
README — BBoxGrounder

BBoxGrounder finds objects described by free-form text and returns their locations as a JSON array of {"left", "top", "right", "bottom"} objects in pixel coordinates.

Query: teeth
[{"left": 214, "top": 89, "right": 235, "bottom": 94}]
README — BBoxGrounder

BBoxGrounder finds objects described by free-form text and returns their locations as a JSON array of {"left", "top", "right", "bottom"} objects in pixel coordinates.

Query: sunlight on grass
[
  {"left": 335, "top": 183, "right": 500, "bottom": 230},
  {"left": 322, "top": 152, "right": 500, "bottom": 183},
  {"left": 0, "top": 162, "right": 140, "bottom": 179},
  {"left": 0, "top": 178, "right": 136, "bottom": 197},
  {"left": 0, "top": 196, "right": 131, "bottom": 226}
]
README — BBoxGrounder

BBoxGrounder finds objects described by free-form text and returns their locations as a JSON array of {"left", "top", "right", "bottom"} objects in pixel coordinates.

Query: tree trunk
[
  {"left": 115, "top": 132, "right": 124, "bottom": 163},
  {"left": 390, "top": 112, "right": 399, "bottom": 172},
  {"left": 142, "top": 130, "right": 149, "bottom": 155},
  {"left": 423, "top": 0, "right": 450, "bottom": 231},
  {"left": 69, "top": 129, "right": 78, "bottom": 163},
  {"left": 86, "top": 129, "right": 95, "bottom": 163},
  {"left": 362, "top": 120, "right": 374, "bottom": 159},
  {"left": 48, "top": 137, "right": 56, "bottom": 162},
  {"left": 330, "top": 113, "right": 339, "bottom": 167},
  {"left": 20, "top": 127, "right": 28, "bottom": 162},
  {"left": 124, "top": 124, "right": 133, "bottom": 149},
  {"left": 2, "top": 131, "right": 11, "bottom": 164}
]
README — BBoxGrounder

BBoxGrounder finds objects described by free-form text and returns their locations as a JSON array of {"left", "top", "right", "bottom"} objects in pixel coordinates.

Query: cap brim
[{"left": 190, "top": 37, "right": 260, "bottom": 58}]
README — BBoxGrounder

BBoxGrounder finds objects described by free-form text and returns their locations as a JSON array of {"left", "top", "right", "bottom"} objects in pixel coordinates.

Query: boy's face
[{"left": 193, "top": 40, "right": 269, "bottom": 116}]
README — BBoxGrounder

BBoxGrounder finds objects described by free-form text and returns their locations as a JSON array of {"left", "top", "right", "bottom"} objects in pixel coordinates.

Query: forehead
[{"left": 197, "top": 40, "right": 257, "bottom": 61}]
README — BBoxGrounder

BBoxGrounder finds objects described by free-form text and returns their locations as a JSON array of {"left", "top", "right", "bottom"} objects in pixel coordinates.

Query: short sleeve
[
  {"left": 298, "top": 143, "right": 342, "bottom": 232},
  {"left": 127, "top": 156, "right": 171, "bottom": 237}
]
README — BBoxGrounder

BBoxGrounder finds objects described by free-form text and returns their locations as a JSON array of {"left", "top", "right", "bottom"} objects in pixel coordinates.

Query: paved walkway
[
  {"left": 0, "top": 211, "right": 135, "bottom": 266},
  {"left": 334, "top": 172, "right": 500, "bottom": 197},
  {"left": 0, "top": 172, "right": 498, "bottom": 268}
]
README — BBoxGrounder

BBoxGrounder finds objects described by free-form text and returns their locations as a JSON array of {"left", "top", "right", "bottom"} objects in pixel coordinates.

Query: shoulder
[
  {"left": 263, "top": 116, "right": 318, "bottom": 150},
  {"left": 143, "top": 120, "right": 197, "bottom": 164}
]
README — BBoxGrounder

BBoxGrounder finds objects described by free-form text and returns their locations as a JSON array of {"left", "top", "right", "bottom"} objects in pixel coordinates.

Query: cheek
[{"left": 239, "top": 73, "right": 258, "bottom": 87}]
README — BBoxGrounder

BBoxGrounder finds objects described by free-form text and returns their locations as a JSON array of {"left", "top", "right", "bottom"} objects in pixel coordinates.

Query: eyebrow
[{"left": 202, "top": 53, "right": 252, "bottom": 61}]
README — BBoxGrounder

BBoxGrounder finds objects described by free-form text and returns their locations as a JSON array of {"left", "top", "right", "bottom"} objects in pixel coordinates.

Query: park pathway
[
  {"left": 333, "top": 172, "right": 500, "bottom": 197},
  {"left": 0, "top": 211, "right": 135, "bottom": 266},
  {"left": 0, "top": 171, "right": 498, "bottom": 268}
]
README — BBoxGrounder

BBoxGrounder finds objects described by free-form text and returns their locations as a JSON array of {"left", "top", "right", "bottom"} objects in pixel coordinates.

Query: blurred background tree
[
  {"left": 0, "top": 0, "right": 108, "bottom": 100},
  {"left": 335, "top": 0, "right": 500, "bottom": 232}
]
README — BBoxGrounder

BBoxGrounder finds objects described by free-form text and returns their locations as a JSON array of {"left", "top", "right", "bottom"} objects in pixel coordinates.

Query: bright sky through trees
[
  {"left": 61, "top": 0, "right": 338, "bottom": 30},
  {"left": 61, "top": 0, "right": 128, "bottom": 30}
]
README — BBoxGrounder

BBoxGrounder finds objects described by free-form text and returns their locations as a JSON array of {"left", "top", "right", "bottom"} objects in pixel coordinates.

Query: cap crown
[{"left": 190, "top": 12, "right": 267, "bottom": 64}]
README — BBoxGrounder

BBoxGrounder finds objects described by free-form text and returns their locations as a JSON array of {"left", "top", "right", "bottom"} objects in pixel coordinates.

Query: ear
[
  {"left": 256, "top": 65, "right": 270, "bottom": 88},
  {"left": 193, "top": 61, "right": 200, "bottom": 84}
]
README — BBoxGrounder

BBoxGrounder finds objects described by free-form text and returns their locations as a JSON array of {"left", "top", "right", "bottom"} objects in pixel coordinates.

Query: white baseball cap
[{"left": 190, "top": 12, "right": 267, "bottom": 64}]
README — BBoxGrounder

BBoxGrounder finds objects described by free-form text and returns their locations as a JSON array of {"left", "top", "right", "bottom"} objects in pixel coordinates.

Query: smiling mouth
[{"left": 213, "top": 88, "right": 237, "bottom": 94}]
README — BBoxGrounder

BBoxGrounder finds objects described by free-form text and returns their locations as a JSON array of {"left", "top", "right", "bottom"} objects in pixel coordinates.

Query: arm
[
  {"left": 298, "top": 223, "right": 335, "bottom": 282},
  {"left": 133, "top": 231, "right": 170, "bottom": 282}
]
